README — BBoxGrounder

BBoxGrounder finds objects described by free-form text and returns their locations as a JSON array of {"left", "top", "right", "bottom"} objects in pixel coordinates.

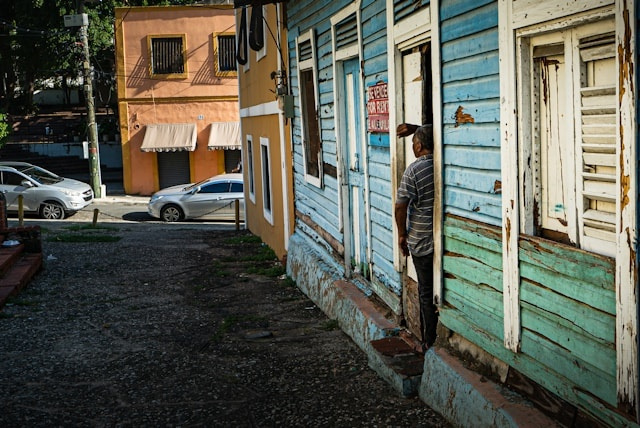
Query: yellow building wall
[
  {"left": 237, "top": 4, "right": 293, "bottom": 260},
  {"left": 242, "top": 115, "right": 292, "bottom": 260},
  {"left": 115, "top": 5, "right": 238, "bottom": 195}
]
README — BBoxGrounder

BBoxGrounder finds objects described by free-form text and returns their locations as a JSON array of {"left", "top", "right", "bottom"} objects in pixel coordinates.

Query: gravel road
[{"left": 0, "top": 219, "right": 449, "bottom": 427}]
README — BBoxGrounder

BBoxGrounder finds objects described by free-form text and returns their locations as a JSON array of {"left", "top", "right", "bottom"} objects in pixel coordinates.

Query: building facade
[
  {"left": 115, "top": 5, "right": 240, "bottom": 195},
  {"left": 284, "top": 0, "right": 639, "bottom": 425},
  {"left": 235, "top": 1, "right": 293, "bottom": 260}
]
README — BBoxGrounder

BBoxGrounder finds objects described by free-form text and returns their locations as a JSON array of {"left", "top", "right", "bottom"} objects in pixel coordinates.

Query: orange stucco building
[{"left": 115, "top": 5, "right": 239, "bottom": 195}]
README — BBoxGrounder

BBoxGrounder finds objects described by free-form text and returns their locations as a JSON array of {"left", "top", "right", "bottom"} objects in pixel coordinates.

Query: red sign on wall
[{"left": 367, "top": 82, "right": 389, "bottom": 133}]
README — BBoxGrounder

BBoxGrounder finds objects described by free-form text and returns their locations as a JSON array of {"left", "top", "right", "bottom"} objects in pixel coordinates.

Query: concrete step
[{"left": 369, "top": 336, "right": 425, "bottom": 397}]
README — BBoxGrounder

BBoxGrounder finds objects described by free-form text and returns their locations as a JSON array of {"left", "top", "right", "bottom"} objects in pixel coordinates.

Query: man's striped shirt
[{"left": 397, "top": 154, "right": 434, "bottom": 256}]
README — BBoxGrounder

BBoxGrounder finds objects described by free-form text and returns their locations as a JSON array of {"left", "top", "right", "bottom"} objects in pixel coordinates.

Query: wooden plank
[
  {"left": 440, "top": 0, "right": 494, "bottom": 21},
  {"left": 520, "top": 279, "right": 614, "bottom": 343},
  {"left": 444, "top": 187, "right": 502, "bottom": 220},
  {"left": 519, "top": 262, "right": 615, "bottom": 315},
  {"left": 518, "top": 236, "right": 615, "bottom": 289},
  {"left": 446, "top": 207, "right": 502, "bottom": 228},
  {"left": 444, "top": 215, "right": 502, "bottom": 250},
  {"left": 444, "top": 145, "right": 500, "bottom": 169},
  {"left": 443, "top": 100, "right": 500, "bottom": 125},
  {"left": 440, "top": 308, "right": 621, "bottom": 422},
  {"left": 510, "top": 0, "right": 613, "bottom": 29},
  {"left": 521, "top": 302, "right": 616, "bottom": 372},
  {"left": 444, "top": 166, "right": 501, "bottom": 195},
  {"left": 444, "top": 281, "right": 505, "bottom": 340},
  {"left": 444, "top": 233, "right": 503, "bottom": 272},
  {"left": 442, "top": 122, "right": 501, "bottom": 147},
  {"left": 441, "top": 51, "right": 500, "bottom": 82},
  {"left": 442, "top": 74, "right": 500, "bottom": 103},
  {"left": 443, "top": 253, "right": 503, "bottom": 292},
  {"left": 615, "top": 0, "right": 638, "bottom": 412},
  {"left": 440, "top": 2, "right": 498, "bottom": 43},
  {"left": 498, "top": 0, "right": 521, "bottom": 352},
  {"left": 441, "top": 28, "right": 498, "bottom": 62},
  {"left": 521, "top": 328, "right": 616, "bottom": 405}
]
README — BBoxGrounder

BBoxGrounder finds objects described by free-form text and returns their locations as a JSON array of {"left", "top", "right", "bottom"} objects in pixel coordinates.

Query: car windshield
[
  {"left": 18, "top": 165, "right": 63, "bottom": 185},
  {"left": 183, "top": 177, "right": 214, "bottom": 192}
]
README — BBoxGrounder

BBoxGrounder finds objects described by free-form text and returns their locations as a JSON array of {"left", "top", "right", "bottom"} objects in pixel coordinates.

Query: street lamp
[{"left": 64, "top": 13, "right": 102, "bottom": 198}]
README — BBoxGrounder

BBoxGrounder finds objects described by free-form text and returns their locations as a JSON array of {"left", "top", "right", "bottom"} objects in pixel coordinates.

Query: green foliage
[
  {"left": 224, "top": 234, "right": 262, "bottom": 245},
  {"left": 246, "top": 264, "right": 286, "bottom": 278},
  {"left": 0, "top": 0, "right": 202, "bottom": 112},
  {"left": 241, "top": 245, "right": 277, "bottom": 262},
  {"left": 0, "top": 113, "right": 9, "bottom": 149}
]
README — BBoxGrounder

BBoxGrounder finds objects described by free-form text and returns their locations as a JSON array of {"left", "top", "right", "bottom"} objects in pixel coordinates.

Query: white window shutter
[{"left": 578, "top": 37, "right": 617, "bottom": 256}]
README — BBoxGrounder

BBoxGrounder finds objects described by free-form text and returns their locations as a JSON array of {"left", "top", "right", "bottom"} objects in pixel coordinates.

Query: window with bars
[
  {"left": 149, "top": 35, "right": 187, "bottom": 77},
  {"left": 215, "top": 33, "right": 237, "bottom": 75},
  {"left": 520, "top": 19, "right": 617, "bottom": 257}
]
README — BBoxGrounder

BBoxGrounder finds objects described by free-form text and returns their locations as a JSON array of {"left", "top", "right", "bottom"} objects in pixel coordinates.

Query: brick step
[
  {"left": 0, "top": 253, "right": 43, "bottom": 308},
  {"left": 369, "top": 335, "right": 425, "bottom": 397},
  {"left": 0, "top": 244, "right": 27, "bottom": 277}
]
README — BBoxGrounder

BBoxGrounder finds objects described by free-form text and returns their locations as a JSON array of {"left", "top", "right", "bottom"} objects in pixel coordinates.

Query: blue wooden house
[{"left": 284, "top": 0, "right": 638, "bottom": 425}]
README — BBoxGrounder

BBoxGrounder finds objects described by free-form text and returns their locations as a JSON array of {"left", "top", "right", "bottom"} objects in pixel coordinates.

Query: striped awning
[
  {"left": 207, "top": 122, "right": 241, "bottom": 150},
  {"left": 140, "top": 123, "right": 197, "bottom": 152}
]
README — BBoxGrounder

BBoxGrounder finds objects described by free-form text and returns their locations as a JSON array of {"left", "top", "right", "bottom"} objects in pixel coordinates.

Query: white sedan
[{"left": 148, "top": 173, "right": 244, "bottom": 222}]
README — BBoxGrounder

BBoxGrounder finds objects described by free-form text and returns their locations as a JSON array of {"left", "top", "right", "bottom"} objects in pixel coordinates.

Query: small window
[
  {"left": 230, "top": 182, "right": 243, "bottom": 193},
  {"left": 260, "top": 137, "right": 273, "bottom": 224},
  {"left": 247, "top": 135, "right": 255, "bottom": 202},
  {"left": 148, "top": 35, "right": 187, "bottom": 78},
  {"left": 296, "top": 29, "right": 323, "bottom": 188},
  {"left": 214, "top": 33, "right": 237, "bottom": 76},
  {"left": 256, "top": 6, "right": 267, "bottom": 61}
]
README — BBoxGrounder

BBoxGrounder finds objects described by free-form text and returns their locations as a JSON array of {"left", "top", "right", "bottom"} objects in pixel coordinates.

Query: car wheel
[
  {"left": 40, "top": 201, "right": 66, "bottom": 220},
  {"left": 160, "top": 204, "right": 183, "bottom": 222}
]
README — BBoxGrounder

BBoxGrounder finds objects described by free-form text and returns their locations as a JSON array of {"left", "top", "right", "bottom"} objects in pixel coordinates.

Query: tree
[
  {"left": 0, "top": 113, "right": 9, "bottom": 148},
  {"left": 0, "top": 0, "right": 201, "bottom": 114}
]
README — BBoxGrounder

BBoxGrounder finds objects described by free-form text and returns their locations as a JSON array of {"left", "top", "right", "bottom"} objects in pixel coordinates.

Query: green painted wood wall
[{"left": 440, "top": 215, "right": 621, "bottom": 424}]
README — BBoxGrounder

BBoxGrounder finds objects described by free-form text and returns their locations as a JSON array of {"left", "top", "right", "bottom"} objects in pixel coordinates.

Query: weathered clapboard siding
[
  {"left": 440, "top": 1, "right": 501, "bottom": 229},
  {"left": 393, "top": 0, "right": 429, "bottom": 22},
  {"left": 288, "top": 0, "right": 345, "bottom": 251},
  {"left": 441, "top": 215, "right": 619, "bottom": 411},
  {"left": 518, "top": 236, "right": 617, "bottom": 406},
  {"left": 360, "top": 0, "right": 398, "bottom": 296},
  {"left": 288, "top": 0, "right": 401, "bottom": 304}
]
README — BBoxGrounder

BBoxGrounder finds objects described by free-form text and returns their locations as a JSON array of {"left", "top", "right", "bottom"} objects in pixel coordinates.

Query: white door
[{"left": 402, "top": 51, "right": 423, "bottom": 283}]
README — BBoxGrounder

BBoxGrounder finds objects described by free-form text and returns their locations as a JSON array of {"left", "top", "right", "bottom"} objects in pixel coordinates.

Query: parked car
[
  {"left": 0, "top": 161, "right": 94, "bottom": 220},
  {"left": 148, "top": 173, "right": 245, "bottom": 222}
]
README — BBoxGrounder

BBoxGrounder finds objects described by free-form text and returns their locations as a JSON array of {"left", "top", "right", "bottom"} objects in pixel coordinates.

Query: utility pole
[{"left": 64, "top": 13, "right": 102, "bottom": 198}]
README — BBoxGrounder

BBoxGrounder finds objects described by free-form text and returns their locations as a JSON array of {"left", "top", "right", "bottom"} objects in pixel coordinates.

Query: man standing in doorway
[{"left": 394, "top": 124, "right": 437, "bottom": 351}]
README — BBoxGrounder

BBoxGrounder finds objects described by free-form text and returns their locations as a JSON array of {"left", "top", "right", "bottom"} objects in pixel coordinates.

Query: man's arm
[
  {"left": 396, "top": 123, "right": 419, "bottom": 138},
  {"left": 395, "top": 201, "right": 410, "bottom": 257}
]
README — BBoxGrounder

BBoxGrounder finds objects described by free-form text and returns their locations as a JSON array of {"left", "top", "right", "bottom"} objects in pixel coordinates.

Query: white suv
[{"left": 0, "top": 162, "right": 93, "bottom": 219}]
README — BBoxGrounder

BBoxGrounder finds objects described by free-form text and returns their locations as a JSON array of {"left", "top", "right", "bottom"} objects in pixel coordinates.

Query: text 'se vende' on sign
[{"left": 367, "top": 82, "right": 389, "bottom": 133}]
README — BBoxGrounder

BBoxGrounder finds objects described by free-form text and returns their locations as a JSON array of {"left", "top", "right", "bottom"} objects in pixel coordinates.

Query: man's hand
[
  {"left": 396, "top": 123, "right": 419, "bottom": 138},
  {"left": 395, "top": 201, "right": 410, "bottom": 257},
  {"left": 398, "top": 234, "right": 409, "bottom": 257}
]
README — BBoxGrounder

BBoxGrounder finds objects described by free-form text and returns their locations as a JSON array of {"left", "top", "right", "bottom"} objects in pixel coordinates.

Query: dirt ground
[{"left": 0, "top": 220, "right": 449, "bottom": 427}]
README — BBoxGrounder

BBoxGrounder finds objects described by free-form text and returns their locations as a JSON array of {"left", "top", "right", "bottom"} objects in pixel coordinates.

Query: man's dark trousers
[{"left": 412, "top": 252, "right": 437, "bottom": 347}]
